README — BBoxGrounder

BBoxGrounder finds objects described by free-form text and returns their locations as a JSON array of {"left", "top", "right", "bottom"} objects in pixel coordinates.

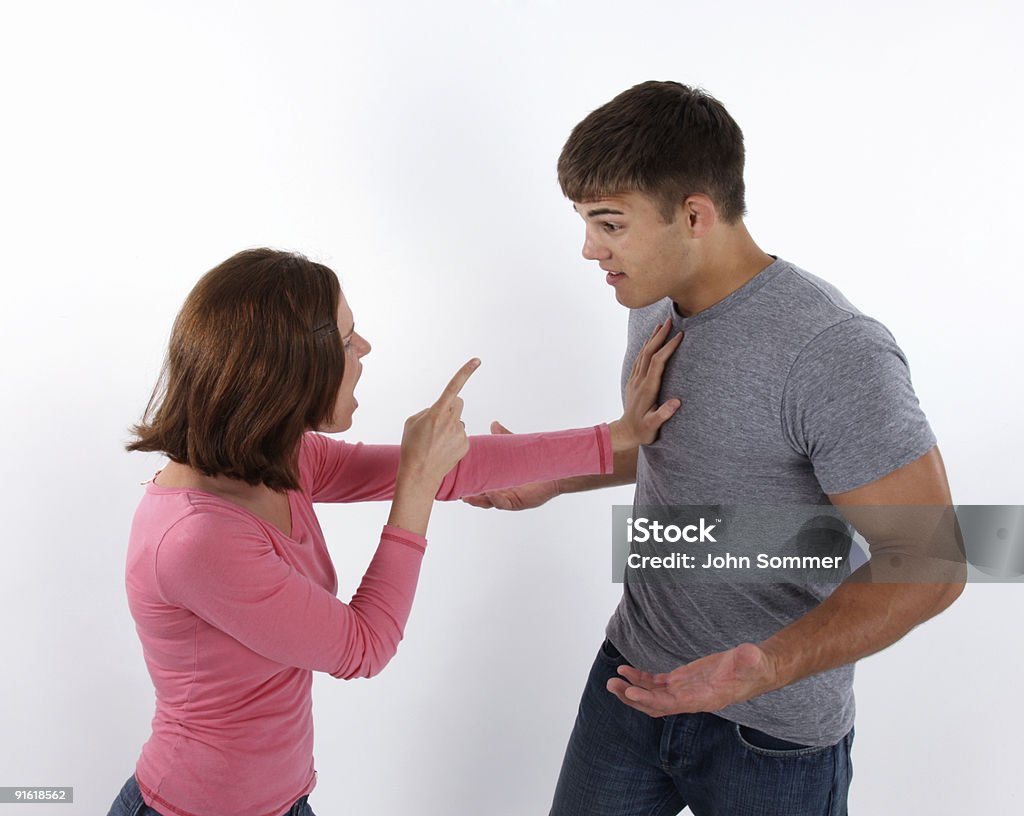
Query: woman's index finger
[{"left": 436, "top": 358, "right": 481, "bottom": 406}]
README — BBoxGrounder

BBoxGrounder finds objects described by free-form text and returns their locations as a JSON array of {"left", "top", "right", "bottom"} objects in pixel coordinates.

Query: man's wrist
[
  {"left": 752, "top": 640, "right": 789, "bottom": 696},
  {"left": 608, "top": 418, "right": 638, "bottom": 453}
]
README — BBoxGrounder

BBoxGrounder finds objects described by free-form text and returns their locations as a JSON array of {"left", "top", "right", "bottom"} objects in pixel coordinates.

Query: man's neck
[{"left": 671, "top": 226, "right": 774, "bottom": 318}]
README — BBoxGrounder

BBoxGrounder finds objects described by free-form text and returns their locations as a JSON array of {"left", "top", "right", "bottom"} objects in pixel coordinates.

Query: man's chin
[{"left": 614, "top": 288, "right": 660, "bottom": 310}]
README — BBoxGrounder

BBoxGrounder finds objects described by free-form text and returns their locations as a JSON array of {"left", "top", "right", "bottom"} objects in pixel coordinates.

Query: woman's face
[{"left": 319, "top": 291, "right": 371, "bottom": 433}]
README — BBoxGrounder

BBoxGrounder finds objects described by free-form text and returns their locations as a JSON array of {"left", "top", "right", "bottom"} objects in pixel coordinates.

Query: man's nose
[{"left": 582, "top": 234, "right": 610, "bottom": 261}]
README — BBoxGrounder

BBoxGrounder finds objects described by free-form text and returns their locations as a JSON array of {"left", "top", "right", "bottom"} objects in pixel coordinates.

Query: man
[{"left": 467, "top": 81, "right": 963, "bottom": 815}]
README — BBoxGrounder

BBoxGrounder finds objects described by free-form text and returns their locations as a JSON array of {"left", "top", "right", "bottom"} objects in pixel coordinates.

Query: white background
[{"left": 1, "top": 1, "right": 1021, "bottom": 813}]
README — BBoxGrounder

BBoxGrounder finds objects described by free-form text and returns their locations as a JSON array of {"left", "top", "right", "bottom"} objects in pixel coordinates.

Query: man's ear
[{"left": 681, "top": 195, "right": 717, "bottom": 238}]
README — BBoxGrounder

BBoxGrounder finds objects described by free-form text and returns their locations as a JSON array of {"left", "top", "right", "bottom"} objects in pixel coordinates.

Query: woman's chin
[
  {"left": 318, "top": 399, "right": 358, "bottom": 434},
  {"left": 316, "top": 416, "right": 352, "bottom": 434}
]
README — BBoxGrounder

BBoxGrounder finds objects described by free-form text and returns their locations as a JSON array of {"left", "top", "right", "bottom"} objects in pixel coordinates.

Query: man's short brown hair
[
  {"left": 128, "top": 248, "right": 344, "bottom": 491},
  {"left": 558, "top": 80, "right": 746, "bottom": 223}
]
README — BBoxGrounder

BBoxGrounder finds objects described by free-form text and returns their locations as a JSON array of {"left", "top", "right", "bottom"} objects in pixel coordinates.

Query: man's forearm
[
  {"left": 758, "top": 448, "right": 966, "bottom": 693},
  {"left": 758, "top": 567, "right": 964, "bottom": 692},
  {"left": 556, "top": 446, "right": 638, "bottom": 494},
  {"left": 608, "top": 449, "right": 966, "bottom": 718},
  {"left": 608, "top": 567, "right": 965, "bottom": 719}
]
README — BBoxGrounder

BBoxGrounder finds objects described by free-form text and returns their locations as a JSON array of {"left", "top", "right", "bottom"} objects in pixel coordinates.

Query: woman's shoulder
[
  {"left": 128, "top": 487, "right": 264, "bottom": 600},
  {"left": 137, "top": 483, "right": 277, "bottom": 546}
]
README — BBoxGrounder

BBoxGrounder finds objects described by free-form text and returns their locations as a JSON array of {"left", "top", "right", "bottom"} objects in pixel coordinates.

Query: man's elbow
[
  {"left": 918, "top": 563, "right": 967, "bottom": 622},
  {"left": 934, "top": 570, "right": 967, "bottom": 614}
]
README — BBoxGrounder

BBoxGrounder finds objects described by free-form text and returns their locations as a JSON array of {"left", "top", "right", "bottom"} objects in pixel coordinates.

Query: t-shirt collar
[{"left": 670, "top": 256, "right": 785, "bottom": 332}]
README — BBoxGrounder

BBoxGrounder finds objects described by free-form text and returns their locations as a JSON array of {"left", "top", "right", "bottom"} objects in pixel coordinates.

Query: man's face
[{"left": 574, "top": 191, "right": 690, "bottom": 309}]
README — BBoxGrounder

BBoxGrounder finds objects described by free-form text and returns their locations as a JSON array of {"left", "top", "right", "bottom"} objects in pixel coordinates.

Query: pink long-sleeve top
[{"left": 126, "top": 425, "right": 612, "bottom": 816}]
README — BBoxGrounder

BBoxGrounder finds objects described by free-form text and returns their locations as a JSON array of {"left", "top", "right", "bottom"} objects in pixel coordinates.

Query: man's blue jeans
[{"left": 549, "top": 640, "right": 853, "bottom": 816}]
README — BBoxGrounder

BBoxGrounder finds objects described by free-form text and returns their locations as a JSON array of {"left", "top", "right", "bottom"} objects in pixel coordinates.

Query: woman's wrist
[
  {"left": 388, "top": 466, "right": 441, "bottom": 537},
  {"left": 395, "top": 457, "right": 445, "bottom": 491}
]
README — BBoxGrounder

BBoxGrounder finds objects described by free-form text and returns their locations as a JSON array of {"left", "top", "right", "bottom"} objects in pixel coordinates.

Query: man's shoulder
[
  {"left": 767, "top": 260, "right": 905, "bottom": 352},
  {"left": 763, "top": 259, "right": 862, "bottom": 324}
]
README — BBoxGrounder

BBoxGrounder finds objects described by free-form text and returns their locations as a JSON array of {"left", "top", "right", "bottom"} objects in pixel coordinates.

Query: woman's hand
[
  {"left": 388, "top": 359, "right": 480, "bottom": 537},
  {"left": 398, "top": 358, "right": 479, "bottom": 487},
  {"left": 609, "top": 319, "right": 683, "bottom": 452}
]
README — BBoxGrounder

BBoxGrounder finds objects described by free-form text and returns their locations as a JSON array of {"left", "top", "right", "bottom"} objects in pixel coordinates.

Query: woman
[{"left": 108, "top": 248, "right": 681, "bottom": 816}]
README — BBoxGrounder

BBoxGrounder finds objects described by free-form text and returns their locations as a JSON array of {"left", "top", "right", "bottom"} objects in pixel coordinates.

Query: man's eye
[{"left": 603, "top": 222, "right": 622, "bottom": 233}]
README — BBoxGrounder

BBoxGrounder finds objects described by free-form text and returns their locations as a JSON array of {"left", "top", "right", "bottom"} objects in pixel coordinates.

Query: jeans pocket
[
  {"left": 734, "top": 723, "right": 832, "bottom": 757},
  {"left": 598, "top": 639, "right": 623, "bottom": 664}
]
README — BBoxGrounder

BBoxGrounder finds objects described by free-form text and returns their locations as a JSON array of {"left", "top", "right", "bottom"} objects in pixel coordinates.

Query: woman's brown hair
[{"left": 128, "top": 248, "right": 344, "bottom": 491}]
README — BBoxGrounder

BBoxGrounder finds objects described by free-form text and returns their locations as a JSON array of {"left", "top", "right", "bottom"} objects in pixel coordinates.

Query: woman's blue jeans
[
  {"left": 106, "top": 774, "right": 317, "bottom": 816},
  {"left": 549, "top": 640, "right": 854, "bottom": 816}
]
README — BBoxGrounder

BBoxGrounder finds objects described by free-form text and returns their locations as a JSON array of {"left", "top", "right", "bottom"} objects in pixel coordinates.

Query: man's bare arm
[
  {"left": 758, "top": 447, "right": 964, "bottom": 689},
  {"left": 608, "top": 446, "right": 967, "bottom": 717}
]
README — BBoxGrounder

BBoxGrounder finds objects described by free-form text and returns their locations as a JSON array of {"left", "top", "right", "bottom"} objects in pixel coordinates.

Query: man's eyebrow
[{"left": 585, "top": 207, "right": 625, "bottom": 218}]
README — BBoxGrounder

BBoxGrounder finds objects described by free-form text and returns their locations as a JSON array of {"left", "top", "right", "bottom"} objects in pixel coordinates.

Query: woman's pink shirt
[{"left": 126, "top": 426, "right": 612, "bottom": 816}]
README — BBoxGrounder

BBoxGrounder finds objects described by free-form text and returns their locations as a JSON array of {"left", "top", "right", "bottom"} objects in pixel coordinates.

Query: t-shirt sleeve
[
  {"left": 300, "top": 425, "right": 613, "bottom": 503},
  {"left": 153, "top": 510, "right": 426, "bottom": 680},
  {"left": 781, "top": 316, "right": 936, "bottom": 494}
]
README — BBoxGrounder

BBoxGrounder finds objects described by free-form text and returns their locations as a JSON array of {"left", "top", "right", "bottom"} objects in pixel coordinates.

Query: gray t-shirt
[{"left": 606, "top": 256, "right": 936, "bottom": 746}]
